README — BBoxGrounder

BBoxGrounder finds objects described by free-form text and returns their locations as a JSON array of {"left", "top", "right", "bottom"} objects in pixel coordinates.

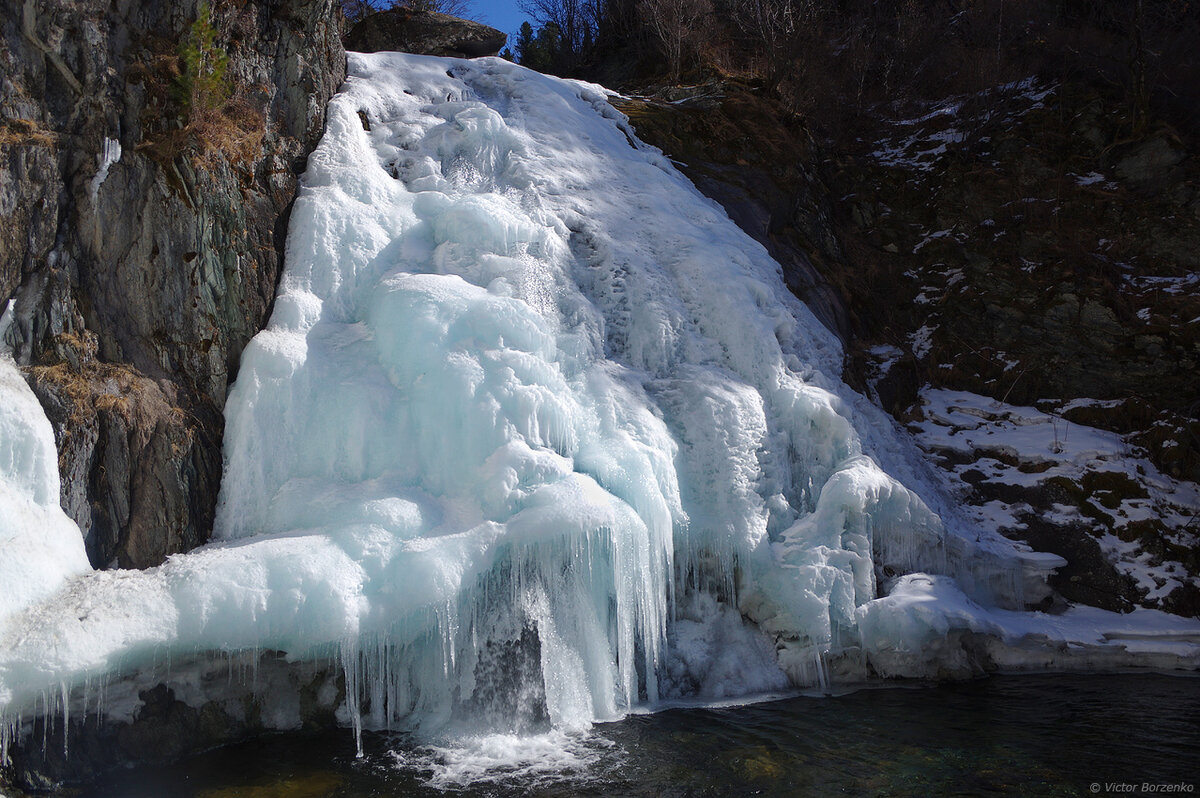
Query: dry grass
[
  {"left": 31, "top": 333, "right": 139, "bottom": 428},
  {"left": 0, "top": 117, "right": 57, "bottom": 149},
  {"left": 127, "top": 25, "right": 267, "bottom": 172},
  {"left": 188, "top": 92, "right": 267, "bottom": 168},
  {"left": 28, "top": 332, "right": 200, "bottom": 477}
]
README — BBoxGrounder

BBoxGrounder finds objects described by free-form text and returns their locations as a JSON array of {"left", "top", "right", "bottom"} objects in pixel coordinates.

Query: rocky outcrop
[
  {"left": 345, "top": 7, "right": 505, "bottom": 58},
  {"left": 827, "top": 81, "right": 1200, "bottom": 482},
  {"left": 0, "top": 0, "right": 345, "bottom": 568}
]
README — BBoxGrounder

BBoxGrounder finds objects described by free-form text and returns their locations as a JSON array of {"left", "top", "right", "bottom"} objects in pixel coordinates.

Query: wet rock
[{"left": 345, "top": 8, "right": 505, "bottom": 58}]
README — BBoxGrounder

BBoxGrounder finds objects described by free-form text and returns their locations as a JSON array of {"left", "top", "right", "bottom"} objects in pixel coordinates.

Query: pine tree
[{"left": 175, "top": 3, "right": 229, "bottom": 118}]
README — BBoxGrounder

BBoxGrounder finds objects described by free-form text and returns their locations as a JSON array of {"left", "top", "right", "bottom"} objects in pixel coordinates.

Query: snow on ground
[
  {"left": 866, "top": 78, "right": 1055, "bottom": 174},
  {"left": 1070, "top": 171, "right": 1106, "bottom": 187},
  {"left": 1126, "top": 272, "right": 1200, "bottom": 295},
  {"left": 909, "top": 388, "right": 1200, "bottom": 604}
]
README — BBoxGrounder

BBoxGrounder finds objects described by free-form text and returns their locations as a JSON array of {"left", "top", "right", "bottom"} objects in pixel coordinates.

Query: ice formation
[
  {"left": 88, "top": 137, "right": 122, "bottom": 203},
  {"left": 0, "top": 342, "right": 91, "bottom": 632},
  {"left": 2, "top": 54, "right": 1198, "bottom": 763}
]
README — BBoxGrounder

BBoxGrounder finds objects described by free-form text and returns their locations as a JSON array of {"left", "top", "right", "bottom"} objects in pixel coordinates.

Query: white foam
[{"left": 393, "top": 729, "right": 607, "bottom": 789}]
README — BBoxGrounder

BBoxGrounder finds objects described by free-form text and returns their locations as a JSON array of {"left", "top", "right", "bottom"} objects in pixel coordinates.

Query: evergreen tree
[
  {"left": 515, "top": 20, "right": 562, "bottom": 73},
  {"left": 515, "top": 21, "right": 539, "bottom": 64},
  {"left": 175, "top": 2, "right": 229, "bottom": 117}
]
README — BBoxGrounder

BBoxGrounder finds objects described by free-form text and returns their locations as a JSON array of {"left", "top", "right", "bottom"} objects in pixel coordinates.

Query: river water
[{"left": 79, "top": 673, "right": 1198, "bottom": 797}]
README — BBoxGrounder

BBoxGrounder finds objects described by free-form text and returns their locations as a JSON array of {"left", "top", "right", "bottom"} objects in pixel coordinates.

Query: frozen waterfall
[{"left": 7, "top": 54, "right": 1191, "bottom": 764}]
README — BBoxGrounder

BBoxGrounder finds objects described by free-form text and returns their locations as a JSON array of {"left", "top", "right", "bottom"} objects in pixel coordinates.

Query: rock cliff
[{"left": 0, "top": 0, "right": 345, "bottom": 569}]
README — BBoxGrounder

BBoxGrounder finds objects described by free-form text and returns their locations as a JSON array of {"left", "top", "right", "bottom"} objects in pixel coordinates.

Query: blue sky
[{"left": 470, "top": 0, "right": 534, "bottom": 43}]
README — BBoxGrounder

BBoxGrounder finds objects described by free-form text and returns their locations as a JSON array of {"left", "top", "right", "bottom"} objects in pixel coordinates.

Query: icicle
[
  {"left": 1, "top": 715, "right": 11, "bottom": 767},
  {"left": 59, "top": 681, "right": 68, "bottom": 759},
  {"left": 340, "top": 639, "right": 364, "bottom": 759},
  {"left": 89, "top": 136, "right": 121, "bottom": 202}
]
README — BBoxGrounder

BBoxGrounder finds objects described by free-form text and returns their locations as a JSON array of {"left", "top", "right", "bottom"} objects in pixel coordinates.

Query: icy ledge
[{"left": 2, "top": 56, "right": 1198, "bottom": 770}]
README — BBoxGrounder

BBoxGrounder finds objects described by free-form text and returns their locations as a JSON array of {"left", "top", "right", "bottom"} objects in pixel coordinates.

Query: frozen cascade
[
  {"left": 13, "top": 53, "right": 1193, "bottom": 768},
  {"left": 0, "top": 317, "right": 92, "bottom": 630}
]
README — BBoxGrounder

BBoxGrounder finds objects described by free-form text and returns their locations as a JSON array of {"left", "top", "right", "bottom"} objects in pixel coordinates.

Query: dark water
[{"left": 80, "top": 674, "right": 1199, "bottom": 797}]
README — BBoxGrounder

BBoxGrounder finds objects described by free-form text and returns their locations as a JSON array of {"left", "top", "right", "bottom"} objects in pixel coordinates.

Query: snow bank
[{"left": 911, "top": 389, "right": 1200, "bottom": 604}]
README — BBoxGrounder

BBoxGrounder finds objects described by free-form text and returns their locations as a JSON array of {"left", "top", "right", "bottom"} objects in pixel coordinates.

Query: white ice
[
  {"left": 1, "top": 55, "right": 1197, "bottom": 761},
  {"left": 0, "top": 349, "right": 91, "bottom": 637}
]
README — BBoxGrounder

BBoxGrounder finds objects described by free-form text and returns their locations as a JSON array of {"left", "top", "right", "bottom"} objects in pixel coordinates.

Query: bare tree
[
  {"left": 639, "top": 0, "right": 712, "bottom": 80},
  {"left": 341, "top": 0, "right": 378, "bottom": 22},
  {"left": 399, "top": 0, "right": 475, "bottom": 16},
  {"left": 730, "top": 0, "right": 822, "bottom": 91}
]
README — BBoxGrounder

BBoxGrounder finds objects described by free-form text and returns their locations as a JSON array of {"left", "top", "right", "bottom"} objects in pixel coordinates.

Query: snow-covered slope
[
  {"left": 1, "top": 55, "right": 1197, "bottom": 761},
  {"left": 911, "top": 389, "right": 1200, "bottom": 608}
]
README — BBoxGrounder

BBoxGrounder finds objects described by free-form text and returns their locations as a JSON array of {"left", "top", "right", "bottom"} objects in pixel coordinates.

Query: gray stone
[
  {"left": 1115, "top": 136, "right": 1185, "bottom": 186},
  {"left": 345, "top": 8, "right": 505, "bottom": 58}
]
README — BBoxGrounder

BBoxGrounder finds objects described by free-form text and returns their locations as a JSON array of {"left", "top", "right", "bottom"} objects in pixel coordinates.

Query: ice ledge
[{"left": 842, "top": 574, "right": 1200, "bottom": 680}]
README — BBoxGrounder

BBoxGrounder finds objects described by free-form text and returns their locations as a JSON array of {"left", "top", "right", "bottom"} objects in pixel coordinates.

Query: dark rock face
[
  {"left": 613, "top": 85, "right": 852, "bottom": 345},
  {"left": 0, "top": 0, "right": 346, "bottom": 569},
  {"left": 24, "top": 330, "right": 212, "bottom": 568},
  {"left": 826, "top": 84, "right": 1200, "bottom": 481},
  {"left": 345, "top": 8, "right": 505, "bottom": 58}
]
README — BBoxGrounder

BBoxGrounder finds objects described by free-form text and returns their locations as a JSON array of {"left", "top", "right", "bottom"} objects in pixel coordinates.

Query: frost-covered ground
[{"left": 2, "top": 54, "right": 1199, "bottom": 776}]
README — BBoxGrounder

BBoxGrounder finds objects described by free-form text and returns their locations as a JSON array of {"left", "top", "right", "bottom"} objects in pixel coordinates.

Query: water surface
[{"left": 81, "top": 674, "right": 1199, "bottom": 797}]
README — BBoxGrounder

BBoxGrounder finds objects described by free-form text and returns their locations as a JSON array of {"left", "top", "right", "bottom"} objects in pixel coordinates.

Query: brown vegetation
[
  {"left": 0, "top": 117, "right": 57, "bottom": 149},
  {"left": 126, "top": 9, "right": 266, "bottom": 171}
]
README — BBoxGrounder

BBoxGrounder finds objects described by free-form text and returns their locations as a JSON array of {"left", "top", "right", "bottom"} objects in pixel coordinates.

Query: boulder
[
  {"left": 1115, "top": 135, "right": 1185, "bottom": 187},
  {"left": 345, "top": 8, "right": 505, "bottom": 58}
]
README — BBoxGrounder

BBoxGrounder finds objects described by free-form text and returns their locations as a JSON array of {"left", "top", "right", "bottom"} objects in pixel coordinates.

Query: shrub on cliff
[{"left": 174, "top": 3, "right": 230, "bottom": 117}]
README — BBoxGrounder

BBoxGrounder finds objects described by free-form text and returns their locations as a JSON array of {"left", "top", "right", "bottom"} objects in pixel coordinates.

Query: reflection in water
[{"left": 82, "top": 674, "right": 1199, "bottom": 797}]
